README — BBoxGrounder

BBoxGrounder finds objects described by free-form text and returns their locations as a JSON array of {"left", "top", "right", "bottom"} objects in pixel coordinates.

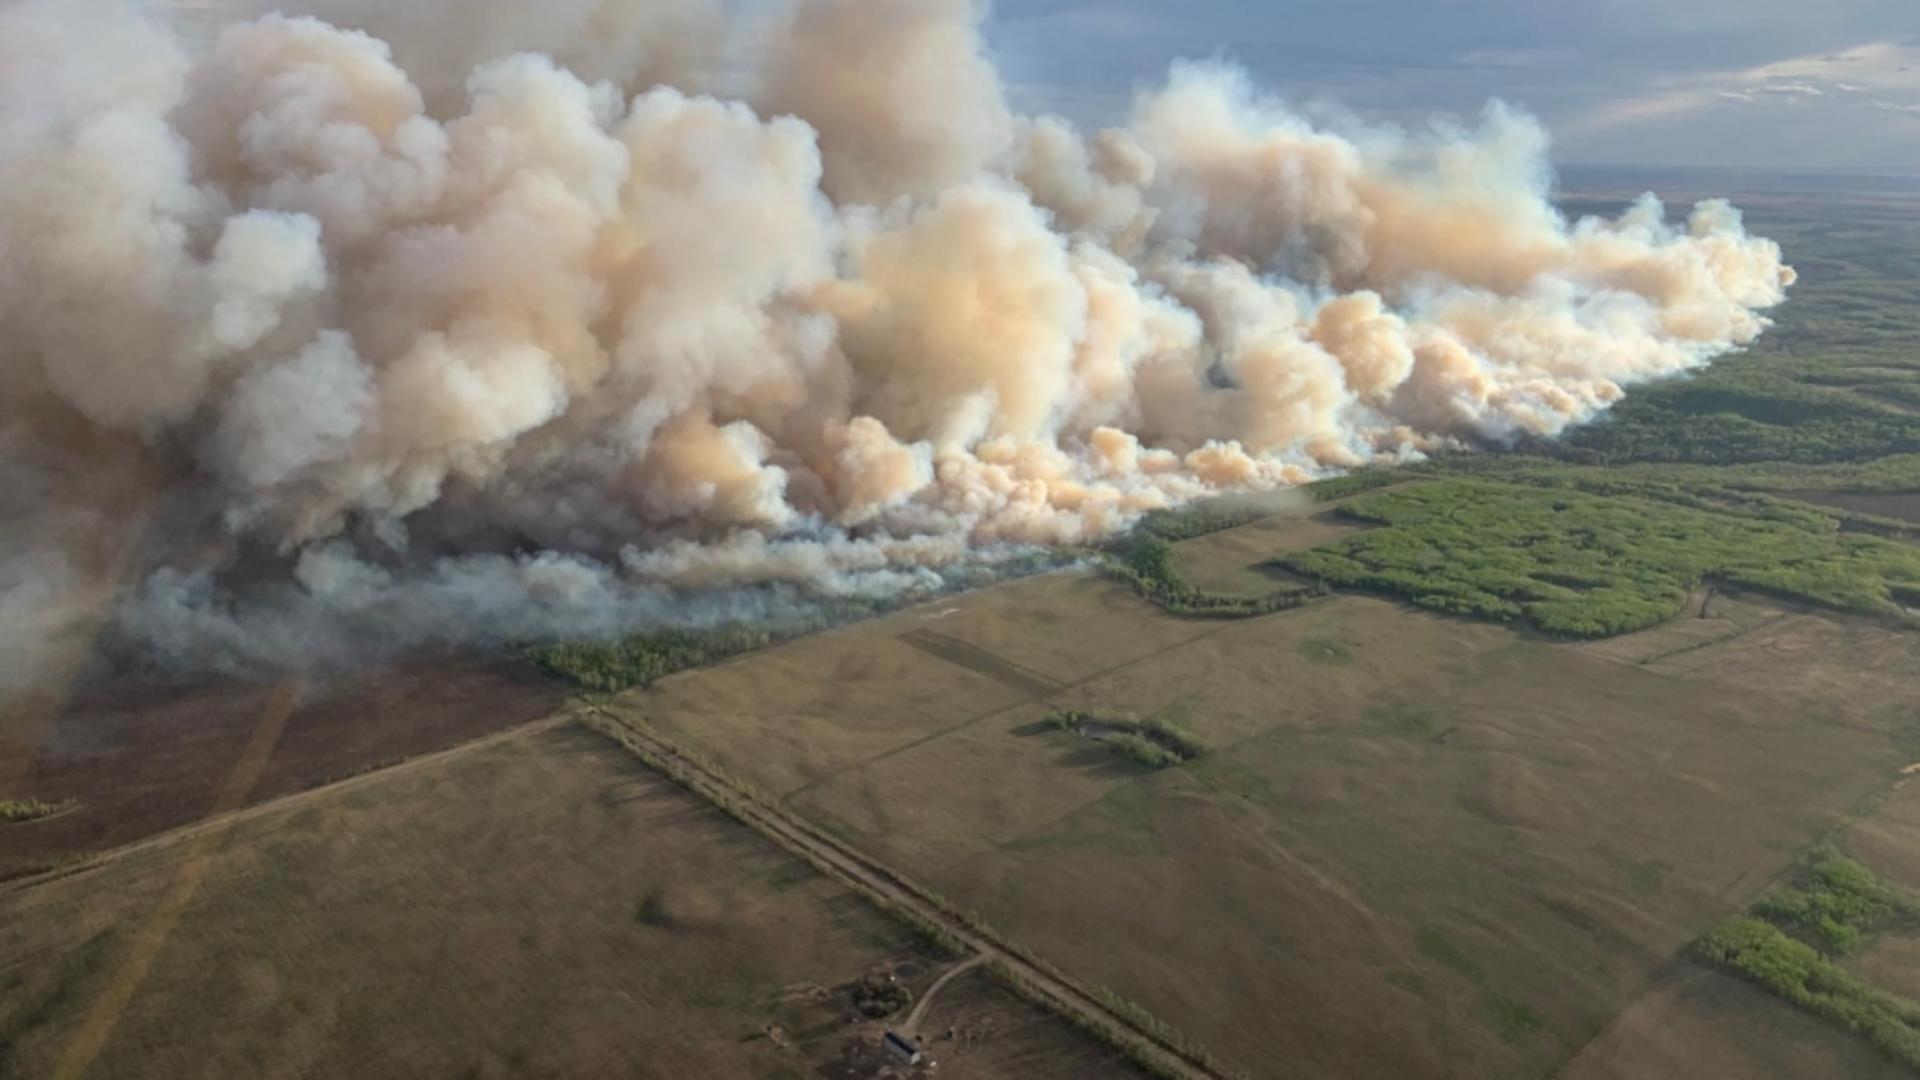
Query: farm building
[{"left": 882, "top": 1031, "right": 923, "bottom": 1065}]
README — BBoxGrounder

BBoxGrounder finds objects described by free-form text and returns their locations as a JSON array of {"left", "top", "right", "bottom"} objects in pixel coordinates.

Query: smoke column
[{"left": 0, "top": 0, "right": 1794, "bottom": 689}]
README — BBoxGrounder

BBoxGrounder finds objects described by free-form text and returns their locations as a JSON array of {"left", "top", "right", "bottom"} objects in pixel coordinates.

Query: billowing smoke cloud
[{"left": 0, "top": 0, "right": 1793, "bottom": 690}]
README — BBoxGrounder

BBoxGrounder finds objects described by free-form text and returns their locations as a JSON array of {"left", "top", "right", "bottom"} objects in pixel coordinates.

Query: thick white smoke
[{"left": 1, "top": 0, "right": 1793, "bottom": 688}]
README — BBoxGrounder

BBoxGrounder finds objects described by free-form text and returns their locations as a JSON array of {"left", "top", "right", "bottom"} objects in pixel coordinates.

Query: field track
[{"left": 904, "top": 954, "right": 987, "bottom": 1035}]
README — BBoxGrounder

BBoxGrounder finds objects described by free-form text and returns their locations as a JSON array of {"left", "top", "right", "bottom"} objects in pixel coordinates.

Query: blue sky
[{"left": 984, "top": 0, "right": 1920, "bottom": 173}]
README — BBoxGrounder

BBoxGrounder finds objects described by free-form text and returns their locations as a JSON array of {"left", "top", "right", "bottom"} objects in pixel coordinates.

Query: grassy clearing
[
  {"left": 1039, "top": 710, "right": 1206, "bottom": 769},
  {"left": 1296, "top": 636, "right": 1354, "bottom": 666},
  {"left": 1698, "top": 850, "right": 1920, "bottom": 1070},
  {"left": 1283, "top": 479, "right": 1920, "bottom": 637}
]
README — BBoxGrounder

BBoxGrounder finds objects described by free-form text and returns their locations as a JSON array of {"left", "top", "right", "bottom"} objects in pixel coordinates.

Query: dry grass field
[
  {"left": 602, "top": 504, "right": 1920, "bottom": 1078},
  {"left": 0, "top": 657, "right": 564, "bottom": 881},
  {"left": 1557, "top": 965, "right": 1911, "bottom": 1080},
  {"left": 0, "top": 719, "right": 1143, "bottom": 1079}
]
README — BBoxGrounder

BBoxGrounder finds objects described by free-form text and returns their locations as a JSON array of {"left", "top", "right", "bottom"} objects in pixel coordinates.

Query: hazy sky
[{"left": 985, "top": 0, "right": 1920, "bottom": 174}]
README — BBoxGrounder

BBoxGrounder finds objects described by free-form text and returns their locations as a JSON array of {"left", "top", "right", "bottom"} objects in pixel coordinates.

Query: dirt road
[
  {"left": 903, "top": 954, "right": 986, "bottom": 1036},
  {"left": 579, "top": 706, "right": 1235, "bottom": 1080}
]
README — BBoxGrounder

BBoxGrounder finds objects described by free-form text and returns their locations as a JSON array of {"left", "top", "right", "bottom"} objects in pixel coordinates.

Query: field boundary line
[
  {"left": 779, "top": 602, "right": 1252, "bottom": 805},
  {"left": 51, "top": 680, "right": 300, "bottom": 1080},
  {"left": 1, "top": 711, "right": 575, "bottom": 899},
  {"left": 577, "top": 704, "right": 1243, "bottom": 1080}
]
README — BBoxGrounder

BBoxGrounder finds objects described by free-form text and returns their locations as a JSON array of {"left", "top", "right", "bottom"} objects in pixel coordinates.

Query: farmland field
[
  {"left": 10, "top": 177, "right": 1920, "bottom": 1079},
  {"left": 0, "top": 718, "right": 1146, "bottom": 1079},
  {"left": 605, "top": 540, "right": 1919, "bottom": 1077},
  {"left": 0, "top": 657, "right": 565, "bottom": 881}
]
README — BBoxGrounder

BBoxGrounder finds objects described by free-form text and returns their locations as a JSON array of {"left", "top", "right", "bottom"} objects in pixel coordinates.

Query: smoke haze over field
[{"left": 0, "top": 0, "right": 1793, "bottom": 690}]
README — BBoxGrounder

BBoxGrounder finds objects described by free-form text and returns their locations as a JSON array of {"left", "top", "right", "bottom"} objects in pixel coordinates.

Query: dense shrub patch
[
  {"left": 1041, "top": 709, "right": 1205, "bottom": 769},
  {"left": 0, "top": 799, "right": 69, "bottom": 824},
  {"left": 1698, "top": 851, "right": 1920, "bottom": 1070}
]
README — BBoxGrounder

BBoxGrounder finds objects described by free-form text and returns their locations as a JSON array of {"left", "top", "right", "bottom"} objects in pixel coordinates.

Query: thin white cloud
[{"left": 1570, "top": 39, "right": 1920, "bottom": 134}]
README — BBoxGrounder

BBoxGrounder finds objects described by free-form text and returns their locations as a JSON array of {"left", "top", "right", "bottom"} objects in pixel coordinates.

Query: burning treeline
[{"left": 0, "top": 0, "right": 1792, "bottom": 683}]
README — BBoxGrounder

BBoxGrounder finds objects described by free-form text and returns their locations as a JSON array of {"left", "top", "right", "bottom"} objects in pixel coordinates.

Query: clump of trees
[
  {"left": 0, "top": 798, "right": 70, "bottom": 823},
  {"left": 851, "top": 974, "right": 912, "bottom": 1019},
  {"left": 1699, "top": 918, "right": 1920, "bottom": 1069},
  {"left": 1752, "top": 851, "right": 1920, "bottom": 954},
  {"left": 1105, "top": 536, "right": 1328, "bottom": 619},
  {"left": 1697, "top": 850, "right": 1920, "bottom": 1070},
  {"left": 1041, "top": 709, "right": 1205, "bottom": 769}
]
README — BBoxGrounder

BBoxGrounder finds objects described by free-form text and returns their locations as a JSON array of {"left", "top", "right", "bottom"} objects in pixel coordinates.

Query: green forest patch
[{"left": 1282, "top": 479, "right": 1920, "bottom": 638}]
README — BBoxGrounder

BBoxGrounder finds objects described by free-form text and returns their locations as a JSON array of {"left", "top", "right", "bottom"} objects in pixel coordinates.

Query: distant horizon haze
[{"left": 984, "top": 0, "right": 1920, "bottom": 176}]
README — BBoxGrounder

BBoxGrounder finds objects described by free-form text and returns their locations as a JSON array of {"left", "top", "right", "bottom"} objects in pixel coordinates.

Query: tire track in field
[{"left": 895, "top": 628, "right": 1067, "bottom": 698}]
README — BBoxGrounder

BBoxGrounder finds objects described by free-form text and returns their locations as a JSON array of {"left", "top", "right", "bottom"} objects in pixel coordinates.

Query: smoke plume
[{"left": 0, "top": 0, "right": 1793, "bottom": 689}]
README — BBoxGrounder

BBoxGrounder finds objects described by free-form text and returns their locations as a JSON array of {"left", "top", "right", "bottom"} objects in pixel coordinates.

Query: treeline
[
  {"left": 1106, "top": 536, "right": 1328, "bottom": 619},
  {"left": 1040, "top": 709, "right": 1205, "bottom": 770},
  {"left": 1697, "top": 850, "right": 1920, "bottom": 1070},
  {"left": 1133, "top": 502, "right": 1268, "bottom": 542},
  {"left": 1541, "top": 364, "right": 1920, "bottom": 468},
  {"left": 1305, "top": 469, "right": 1410, "bottom": 503},
  {"left": 526, "top": 625, "right": 781, "bottom": 692}
]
